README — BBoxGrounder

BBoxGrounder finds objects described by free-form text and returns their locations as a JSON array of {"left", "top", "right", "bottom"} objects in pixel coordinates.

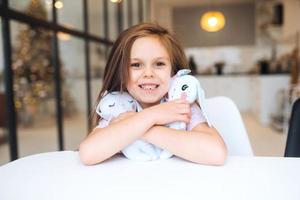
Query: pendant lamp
[{"left": 200, "top": 10, "right": 225, "bottom": 32}]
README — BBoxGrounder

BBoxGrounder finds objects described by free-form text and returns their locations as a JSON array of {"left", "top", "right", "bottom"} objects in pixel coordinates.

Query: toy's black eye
[
  {"left": 128, "top": 100, "right": 134, "bottom": 103},
  {"left": 109, "top": 103, "right": 115, "bottom": 107},
  {"left": 182, "top": 84, "right": 188, "bottom": 91}
]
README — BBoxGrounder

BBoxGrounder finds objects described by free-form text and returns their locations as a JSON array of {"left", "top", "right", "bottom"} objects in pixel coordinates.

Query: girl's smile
[
  {"left": 126, "top": 36, "right": 172, "bottom": 108},
  {"left": 138, "top": 83, "right": 159, "bottom": 90}
]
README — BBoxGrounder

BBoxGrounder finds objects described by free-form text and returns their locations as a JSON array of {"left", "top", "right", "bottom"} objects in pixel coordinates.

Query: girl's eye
[
  {"left": 130, "top": 63, "right": 141, "bottom": 68},
  {"left": 156, "top": 62, "right": 165, "bottom": 67}
]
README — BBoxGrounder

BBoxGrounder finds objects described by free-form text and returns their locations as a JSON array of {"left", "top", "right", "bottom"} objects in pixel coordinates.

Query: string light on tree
[
  {"left": 54, "top": 1, "right": 63, "bottom": 9},
  {"left": 110, "top": 0, "right": 122, "bottom": 3},
  {"left": 45, "top": 0, "right": 64, "bottom": 9},
  {"left": 13, "top": 0, "right": 75, "bottom": 126}
]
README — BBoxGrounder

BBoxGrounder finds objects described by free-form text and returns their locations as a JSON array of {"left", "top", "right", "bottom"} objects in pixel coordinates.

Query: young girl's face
[{"left": 127, "top": 36, "right": 172, "bottom": 108}]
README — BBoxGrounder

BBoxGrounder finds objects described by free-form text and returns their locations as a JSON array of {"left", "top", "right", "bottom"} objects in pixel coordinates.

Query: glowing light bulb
[
  {"left": 208, "top": 17, "right": 218, "bottom": 27},
  {"left": 55, "top": 1, "right": 63, "bottom": 9},
  {"left": 200, "top": 11, "right": 226, "bottom": 32}
]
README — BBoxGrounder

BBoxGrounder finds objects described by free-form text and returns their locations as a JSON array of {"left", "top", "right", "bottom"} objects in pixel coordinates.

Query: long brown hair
[{"left": 92, "top": 23, "right": 188, "bottom": 126}]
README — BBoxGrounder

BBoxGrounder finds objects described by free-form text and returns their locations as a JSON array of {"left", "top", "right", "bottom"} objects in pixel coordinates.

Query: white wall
[{"left": 151, "top": 3, "right": 173, "bottom": 31}]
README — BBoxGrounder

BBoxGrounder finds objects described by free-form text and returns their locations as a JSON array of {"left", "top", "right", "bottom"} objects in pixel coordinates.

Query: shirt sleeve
[{"left": 187, "top": 103, "right": 207, "bottom": 131}]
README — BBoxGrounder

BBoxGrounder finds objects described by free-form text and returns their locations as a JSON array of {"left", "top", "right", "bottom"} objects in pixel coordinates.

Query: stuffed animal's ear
[
  {"left": 96, "top": 92, "right": 113, "bottom": 117},
  {"left": 196, "top": 83, "right": 212, "bottom": 127},
  {"left": 102, "top": 90, "right": 108, "bottom": 97},
  {"left": 135, "top": 100, "right": 143, "bottom": 112},
  {"left": 164, "top": 93, "right": 169, "bottom": 101},
  {"left": 130, "top": 100, "right": 137, "bottom": 111},
  {"left": 176, "top": 69, "right": 191, "bottom": 77},
  {"left": 95, "top": 101, "right": 102, "bottom": 116}
]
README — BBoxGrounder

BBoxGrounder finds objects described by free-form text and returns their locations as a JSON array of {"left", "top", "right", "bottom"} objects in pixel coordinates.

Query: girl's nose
[{"left": 143, "top": 66, "right": 154, "bottom": 78}]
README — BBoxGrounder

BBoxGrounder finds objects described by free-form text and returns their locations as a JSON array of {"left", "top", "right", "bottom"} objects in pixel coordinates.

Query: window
[{"left": 0, "top": 0, "right": 147, "bottom": 163}]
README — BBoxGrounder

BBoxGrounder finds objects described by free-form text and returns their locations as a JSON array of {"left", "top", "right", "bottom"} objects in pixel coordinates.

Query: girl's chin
[{"left": 138, "top": 97, "right": 162, "bottom": 107}]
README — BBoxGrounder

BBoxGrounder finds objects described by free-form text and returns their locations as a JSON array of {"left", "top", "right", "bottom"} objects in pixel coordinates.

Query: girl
[{"left": 79, "top": 23, "right": 227, "bottom": 165}]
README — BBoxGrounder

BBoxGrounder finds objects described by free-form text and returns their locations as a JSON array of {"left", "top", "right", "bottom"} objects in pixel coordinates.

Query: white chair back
[{"left": 205, "top": 96, "right": 254, "bottom": 156}]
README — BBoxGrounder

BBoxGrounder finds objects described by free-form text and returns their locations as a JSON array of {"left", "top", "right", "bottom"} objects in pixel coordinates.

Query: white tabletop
[{"left": 0, "top": 151, "right": 299, "bottom": 200}]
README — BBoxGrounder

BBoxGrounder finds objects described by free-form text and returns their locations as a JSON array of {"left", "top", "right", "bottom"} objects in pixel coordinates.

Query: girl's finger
[
  {"left": 176, "top": 104, "right": 191, "bottom": 114},
  {"left": 176, "top": 114, "right": 190, "bottom": 124},
  {"left": 172, "top": 98, "right": 187, "bottom": 103}
]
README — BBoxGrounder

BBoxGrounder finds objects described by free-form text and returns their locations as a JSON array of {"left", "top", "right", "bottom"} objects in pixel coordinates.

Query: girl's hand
[
  {"left": 144, "top": 98, "right": 191, "bottom": 126},
  {"left": 110, "top": 111, "right": 137, "bottom": 124}
]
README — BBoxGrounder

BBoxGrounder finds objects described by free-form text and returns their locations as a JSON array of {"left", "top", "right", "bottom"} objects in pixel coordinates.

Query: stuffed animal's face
[
  {"left": 167, "top": 69, "right": 211, "bottom": 127},
  {"left": 168, "top": 75, "right": 198, "bottom": 103},
  {"left": 97, "top": 92, "right": 136, "bottom": 120}
]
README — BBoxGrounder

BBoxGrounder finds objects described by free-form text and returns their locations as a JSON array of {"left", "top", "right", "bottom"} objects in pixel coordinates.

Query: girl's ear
[{"left": 99, "top": 90, "right": 108, "bottom": 99}]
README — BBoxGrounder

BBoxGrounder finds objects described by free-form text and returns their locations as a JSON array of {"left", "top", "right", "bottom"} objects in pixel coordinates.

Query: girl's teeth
[
  {"left": 142, "top": 85, "right": 155, "bottom": 90},
  {"left": 140, "top": 84, "right": 157, "bottom": 90}
]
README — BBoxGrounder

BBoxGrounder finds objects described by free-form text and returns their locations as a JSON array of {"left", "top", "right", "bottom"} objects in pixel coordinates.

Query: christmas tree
[{"left": 12, "top": 0, "right": 75, "bottom": 126}]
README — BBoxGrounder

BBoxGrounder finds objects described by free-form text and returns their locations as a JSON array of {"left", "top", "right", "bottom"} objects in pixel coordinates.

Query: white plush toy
[
  {"left": 96, "top": 91, "right": 161, "bottom": 161},
  {"left": 159, "top": 69, "right": 212, "bottom": 159}
]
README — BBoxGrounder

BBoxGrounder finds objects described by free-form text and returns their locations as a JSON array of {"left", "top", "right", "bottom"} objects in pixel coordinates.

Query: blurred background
[{"left": 0, "top": 0, "right": 300, "bottom": 165}]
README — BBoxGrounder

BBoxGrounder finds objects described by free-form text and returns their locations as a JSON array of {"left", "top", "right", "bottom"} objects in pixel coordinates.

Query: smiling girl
[{"left": 79, "top": 23, "right": 227, "bottom": 165}]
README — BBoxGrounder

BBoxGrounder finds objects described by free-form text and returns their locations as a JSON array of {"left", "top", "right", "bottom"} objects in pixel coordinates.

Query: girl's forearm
[
  {"left": 142, "top": 126, "right": 227, "bottom": 165},
  {"left": 79, "top": 111, "right": 154, "bottom": 165}
]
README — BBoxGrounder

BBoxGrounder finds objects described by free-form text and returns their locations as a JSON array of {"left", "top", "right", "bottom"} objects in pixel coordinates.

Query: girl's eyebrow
[
  {"left": 130, "top": 58, "right": 141, "bottom": 61},
  {"left": 155, "top": 57, "right": 169, "bottom": 60},
  {"left": 130, "top": 57, "right": 169, "bottom": 61}
]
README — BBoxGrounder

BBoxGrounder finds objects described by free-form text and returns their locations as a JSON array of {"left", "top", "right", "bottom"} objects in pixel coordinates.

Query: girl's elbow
[
  {"left": 213, "top": 143, "right": 228, "bottom": 166},
  {"left": 79, "top": 143, "right": 98, "bottom": 166},
  {"left": 193, "top": 145, "right": 227, "bottom": 166},
  {"left": 79, "top": 142, "right": 109, "bottom": 165}
]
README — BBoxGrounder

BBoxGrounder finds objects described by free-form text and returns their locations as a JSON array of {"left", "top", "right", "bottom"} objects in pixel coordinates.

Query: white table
[{"left": 0, "top": 151, "right": 299, "bottom": 200}]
